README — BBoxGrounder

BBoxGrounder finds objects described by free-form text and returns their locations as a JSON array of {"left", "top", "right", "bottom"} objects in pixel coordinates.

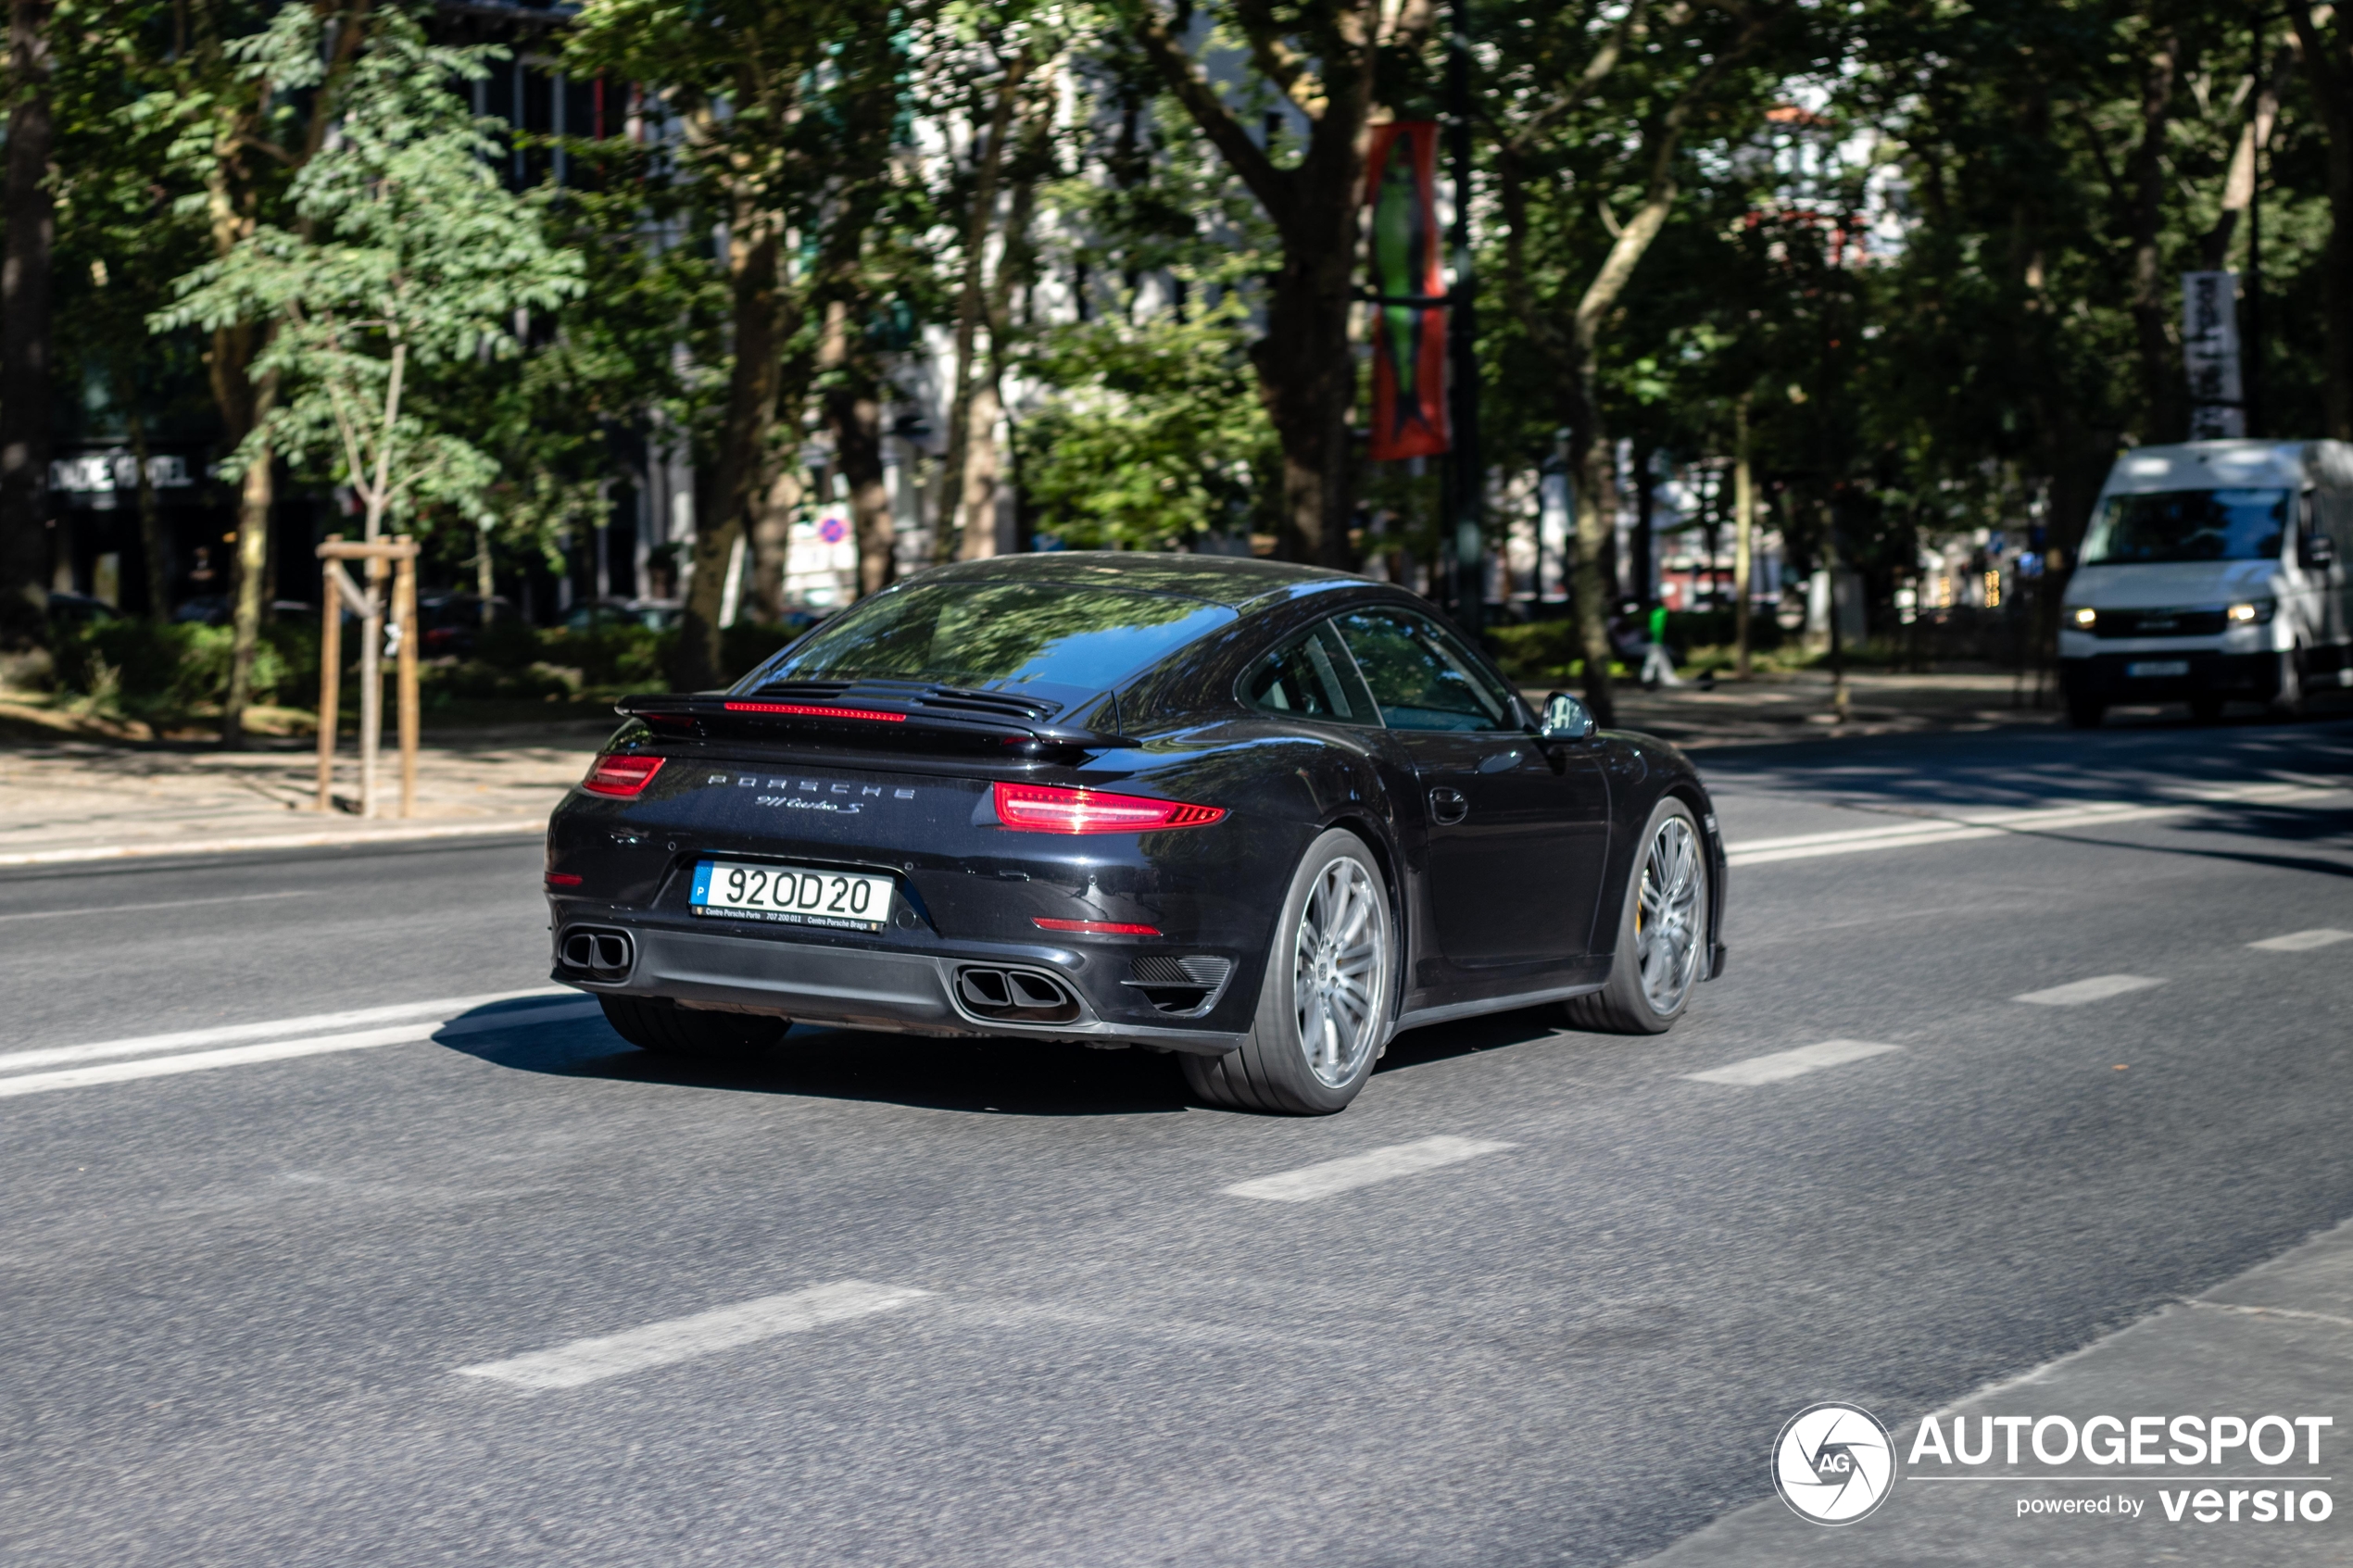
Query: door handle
[{"left": 1429, "top": 786, "right": 1468, "bottom": 825}]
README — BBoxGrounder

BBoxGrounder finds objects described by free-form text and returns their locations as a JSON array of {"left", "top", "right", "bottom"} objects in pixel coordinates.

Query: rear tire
[
  {"left": 1563, "top": 797, "right": 1710, "bottom": 1035},
  {"left": 1183, "top": 829, "right": 1395, "bottom": 1115},
  {"left": 2065, "top": 696, "right": 2105, "bottom": 729},
  {"left": 598, "top": 994, "right": 789, "bottom": 1060}
]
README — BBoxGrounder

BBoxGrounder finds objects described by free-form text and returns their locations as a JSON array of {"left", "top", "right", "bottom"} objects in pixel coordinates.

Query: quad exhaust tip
[
  {"left": 559, "top": 926, "right": 635, "bottom": 982},
  {"left": 954, "top": 965, "right": 1082, "bottom": 1025}
]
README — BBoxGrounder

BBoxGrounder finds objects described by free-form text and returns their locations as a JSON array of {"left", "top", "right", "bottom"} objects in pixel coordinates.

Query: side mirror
[{"left": 1540, "top": 690, "right": 1596, "bottom": 742}]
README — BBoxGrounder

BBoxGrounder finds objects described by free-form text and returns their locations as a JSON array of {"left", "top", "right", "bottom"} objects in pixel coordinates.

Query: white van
[{"left": 2058, "top": 440, "right": 2353, "bottom": 726}]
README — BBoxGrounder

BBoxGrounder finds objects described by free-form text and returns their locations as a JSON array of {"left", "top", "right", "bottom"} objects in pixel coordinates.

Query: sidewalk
[
  {"left": 0, "top": 719, "right": 609, "bottom": 866},
  {"left": 1641, "top": 1216, "right": 2353, "bottom": 1564},
  {"left": 1593, "top": 668, "right": 2069, "bottom": 749}
]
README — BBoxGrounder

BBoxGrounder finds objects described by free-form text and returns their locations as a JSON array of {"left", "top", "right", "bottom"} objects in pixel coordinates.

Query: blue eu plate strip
[{"left": 689, "top": 861, "right": 712, "bottom": 907}]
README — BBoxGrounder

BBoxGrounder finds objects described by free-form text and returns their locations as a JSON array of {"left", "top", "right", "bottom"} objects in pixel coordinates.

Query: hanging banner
[
  {"left": 1365, "top": 120, "right": 1450, "bottom": 461},
  {"left": 2182, "top": 271, "right": 2246, "bottom": 439}
]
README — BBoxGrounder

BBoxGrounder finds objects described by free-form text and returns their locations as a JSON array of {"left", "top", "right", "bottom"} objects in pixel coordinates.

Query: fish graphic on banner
[{"left": 1365, "top": 121, "right": 1450, "bottom": 461}]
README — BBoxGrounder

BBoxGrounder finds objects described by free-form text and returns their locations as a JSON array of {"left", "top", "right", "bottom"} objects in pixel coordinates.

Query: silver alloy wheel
[
  {"left": 1634, "top": 815, "right": 1705, "bottom": 1014},
  {"left": 1290, "top": 855, "right": 1389, "bottom": 1088}
]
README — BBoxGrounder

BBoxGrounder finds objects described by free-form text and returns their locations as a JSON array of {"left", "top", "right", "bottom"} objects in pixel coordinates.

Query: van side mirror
[
  {"left": 2303, "top": 533, "right": 2338, "bottom": 570},
  {"left": 1540, "top": 690, "right": 1596, "bottom": 742}
]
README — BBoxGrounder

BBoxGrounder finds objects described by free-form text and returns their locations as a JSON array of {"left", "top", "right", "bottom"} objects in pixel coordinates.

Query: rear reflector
[
  {"left": 724, "top": 701, "right": 909, "bottom": 723},
  {"left": 993, "top": 782, "right": 1226, "bottom": 834},
  {"left": 582, "top": 754, "right": 664, "bottom": 797},
  {"left": 545, "top": 872, "right": 584, "bottom": 887},
  {"left": 1034, "top": 917, "right": 1163, "bottom": 936}
]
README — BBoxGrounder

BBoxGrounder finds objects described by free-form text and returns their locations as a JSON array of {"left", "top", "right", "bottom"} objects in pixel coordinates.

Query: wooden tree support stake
[{"left": 315, "top": 534, "right": 422, "bottom": 819}]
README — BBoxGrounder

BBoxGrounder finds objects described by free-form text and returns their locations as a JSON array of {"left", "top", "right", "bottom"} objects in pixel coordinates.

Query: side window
[
  {"left": 1333, "top": 609, "right": 1517, "bottom": 732},
  {"left": 1241, "top": 621, "right": 1378, "bottom": 723}
]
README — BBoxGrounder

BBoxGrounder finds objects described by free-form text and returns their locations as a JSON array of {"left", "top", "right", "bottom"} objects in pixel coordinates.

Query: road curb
[{"left": 0, "top": 816, "right": 550, "bottom": 867}]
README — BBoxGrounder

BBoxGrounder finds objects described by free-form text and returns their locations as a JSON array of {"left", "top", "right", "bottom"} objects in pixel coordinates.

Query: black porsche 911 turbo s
[{"left": 544, "top": 553, "right": 1726, "bottom": 1114}]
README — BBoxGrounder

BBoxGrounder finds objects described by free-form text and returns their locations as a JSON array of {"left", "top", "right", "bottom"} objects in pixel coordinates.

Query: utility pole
[{"left": 1446, "top": 0, "right": 1483, "bottom": 637}]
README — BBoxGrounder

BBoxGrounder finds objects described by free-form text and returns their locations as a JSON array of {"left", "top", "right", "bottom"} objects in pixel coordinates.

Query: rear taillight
[
  {"left": 582, "top": 754, "right": 664, "bottom": 797},
  {"left": 992, "top": 782, "right": 1225, "bottom": 834}
]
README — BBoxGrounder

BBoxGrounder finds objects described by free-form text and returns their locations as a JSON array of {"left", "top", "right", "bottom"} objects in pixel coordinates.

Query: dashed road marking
[
  {"left": 1220, "top": 1135, "right": 1517, "bottom": 1203},
  {"left": 1724, "top": 783, "right": 2345, "bottom": 869},
  {"left": 2012, "top": 974, "right": 2166, "bottom": 1007},
  {"left": 1682, "top": 1039, "right": 1900, "bottom": 1086},
  {"left": 456, "top": 1281, "right": 930, "bottom": 1391},
  {"left": 0, "top": 997, "right": 599, "bottom": 1099},
  {"left": 2249, "top": 928, "right": 2353, "bottom": 953}
]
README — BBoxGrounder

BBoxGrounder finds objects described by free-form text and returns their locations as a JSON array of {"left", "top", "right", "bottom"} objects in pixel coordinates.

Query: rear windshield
[
  {"left": 2082, "top": 488, "right": 2288, "bottom": 565},
  {"left": 740, "top": 581, "right": 1235, "bottom": 694}
]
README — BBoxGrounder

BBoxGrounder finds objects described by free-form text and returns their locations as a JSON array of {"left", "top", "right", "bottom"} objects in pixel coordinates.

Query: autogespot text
[{"left": 1909, "top": 1413, "right": 2335, "bottom": 1526}]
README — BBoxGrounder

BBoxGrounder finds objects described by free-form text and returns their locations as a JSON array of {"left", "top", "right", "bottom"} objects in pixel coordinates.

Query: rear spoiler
[{"left": 614, "top": 692, "right": 1141, "bottom": 752}]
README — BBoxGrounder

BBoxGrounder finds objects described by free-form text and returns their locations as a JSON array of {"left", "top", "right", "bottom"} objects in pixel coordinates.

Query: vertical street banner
[
  {"left": 2182, "top": 271, "right": 2246, "bottom": 440},
  {"left": 1366, "top": 121, "right": 1450, "bottom": 461}
]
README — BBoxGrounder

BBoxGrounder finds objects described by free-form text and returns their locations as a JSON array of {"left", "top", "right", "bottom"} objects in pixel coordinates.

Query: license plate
[
  {"left": 690, "top": 860, "right": 893, "bottom": 932},
  {"left": 2125, "top": 659, "right": 2190, "bottom": 678}
]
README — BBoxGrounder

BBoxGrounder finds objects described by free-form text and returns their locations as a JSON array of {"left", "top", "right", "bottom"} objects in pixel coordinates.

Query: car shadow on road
[{"left": 433, "top": 1001, "right": 1197, "bottom": 1118}]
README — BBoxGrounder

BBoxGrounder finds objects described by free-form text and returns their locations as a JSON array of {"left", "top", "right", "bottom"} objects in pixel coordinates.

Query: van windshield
[{"left": 2081, "top": 488, "right": 2288, "bottom": 565}]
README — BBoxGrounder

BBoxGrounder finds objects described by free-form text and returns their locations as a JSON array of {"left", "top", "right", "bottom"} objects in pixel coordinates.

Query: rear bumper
[
  {"left": 548, "top": 910, "right": 1247, "bottom": 1056},
  {"left": 2059, "top": 652, "right": 2280, "bottom": 705}
]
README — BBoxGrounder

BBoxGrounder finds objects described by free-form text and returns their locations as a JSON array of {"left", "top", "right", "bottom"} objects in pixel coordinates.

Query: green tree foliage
[
  {"left": 155, "top": 3, "right": 583, "bottom": 542},
  {"left": 1018, "top": 289, "right": 1274, "bottom": 549}
]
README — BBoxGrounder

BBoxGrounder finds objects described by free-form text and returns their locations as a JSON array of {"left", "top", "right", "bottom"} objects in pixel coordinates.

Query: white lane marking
[
  {"left": 1725, "top": 784, "right": 2343, "bottom": 868},
  {"left": 0, "top": 987, "right": 571, "bottom": 1074},
  {"left": 0, "top": 890, "right": 317, "bottom": 924},
  {"left": 2249, "top": 928, "right": 2353, "bottom": 952},
  {"left": 0, "top": 1000, "right": 602, "bottom": 1099},
  {"left": 1682, "top": 1038, "right": 1899, "bottom": 1085},
  {"left": 1220, "top": 1135, "right": 1517, "bottom": 1203},
  {"left": 456, "top": 1281, "right": 930, "bottom": 1391},
  {"left": 0, "top": 817, "right": 551, "bottom": 868},
  {"left": 2012, "top": 974, "right": 2166, "bottom": 1007}
]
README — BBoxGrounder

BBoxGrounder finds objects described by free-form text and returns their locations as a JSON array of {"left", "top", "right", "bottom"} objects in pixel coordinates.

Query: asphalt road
[{"left": 4, "top": 711, "right": 2350, "bottom": 1566}]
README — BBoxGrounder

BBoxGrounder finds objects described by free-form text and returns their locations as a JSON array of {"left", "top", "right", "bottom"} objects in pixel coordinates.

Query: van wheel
[
  {"left": 598, "top": 995, "right": 789, "bottom": 1060},
  {"left": 2066, "top": 696, "right": 2104, "bottom": 729}
]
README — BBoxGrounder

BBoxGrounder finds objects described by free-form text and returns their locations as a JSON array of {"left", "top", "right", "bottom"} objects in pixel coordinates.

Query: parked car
[
  {"left": 45, "top": 591, "right": 121, "bottom": 628},
  {"left": 563, "top": 599, "right": 683, "bottom": 634}
]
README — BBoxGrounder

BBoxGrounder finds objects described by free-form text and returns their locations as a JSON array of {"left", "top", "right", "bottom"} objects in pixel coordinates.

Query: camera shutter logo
[{"left": 1773, "top": 1401, "right": 1898, "bottom": 1524}]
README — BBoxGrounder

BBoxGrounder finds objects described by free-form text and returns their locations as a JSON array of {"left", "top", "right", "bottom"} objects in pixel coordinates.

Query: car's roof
[{"left": 911, "top": 551, "right": 1364, "bottom": 609}]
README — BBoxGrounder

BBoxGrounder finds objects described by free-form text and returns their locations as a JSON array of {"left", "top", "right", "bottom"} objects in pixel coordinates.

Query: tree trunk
[
  {"left": 1562, "top": 359, "right": 1620, "bottom": 727},
  {"left": 1126, "top": 1, "right": 1403, "bottom": 572},
  {"left": 749, "top": 441, "right": 804, "bottom": 622},
  {"left": 827, "top": 387, "right": 893, "bottom": 596},
  {"left": 956, "top": 379, "right": 1005, "bottom": 560},
  {"left": 125, "top": 393, "right": 171, "bottom": 622},
  {"left": 2126, "top": 32, "right": 2181, "bottom": 442},
  {"left": 217, "top": 350, "right": 279, "bottom": 747},
  {"left": 934, "top": 49, "right": 1029, "bottom": 564},
  {"left": 0, "top": 0, "right": 57, "bottom": 647},
  {"left": 672, "top": 221, "right": 783, "bottom": 690},
  {"left": 220, "top": 439, "right": 274, "bottom": 746},
  {"left": 2293, "top": 6, "right": 2353, "bottom": 437}
]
